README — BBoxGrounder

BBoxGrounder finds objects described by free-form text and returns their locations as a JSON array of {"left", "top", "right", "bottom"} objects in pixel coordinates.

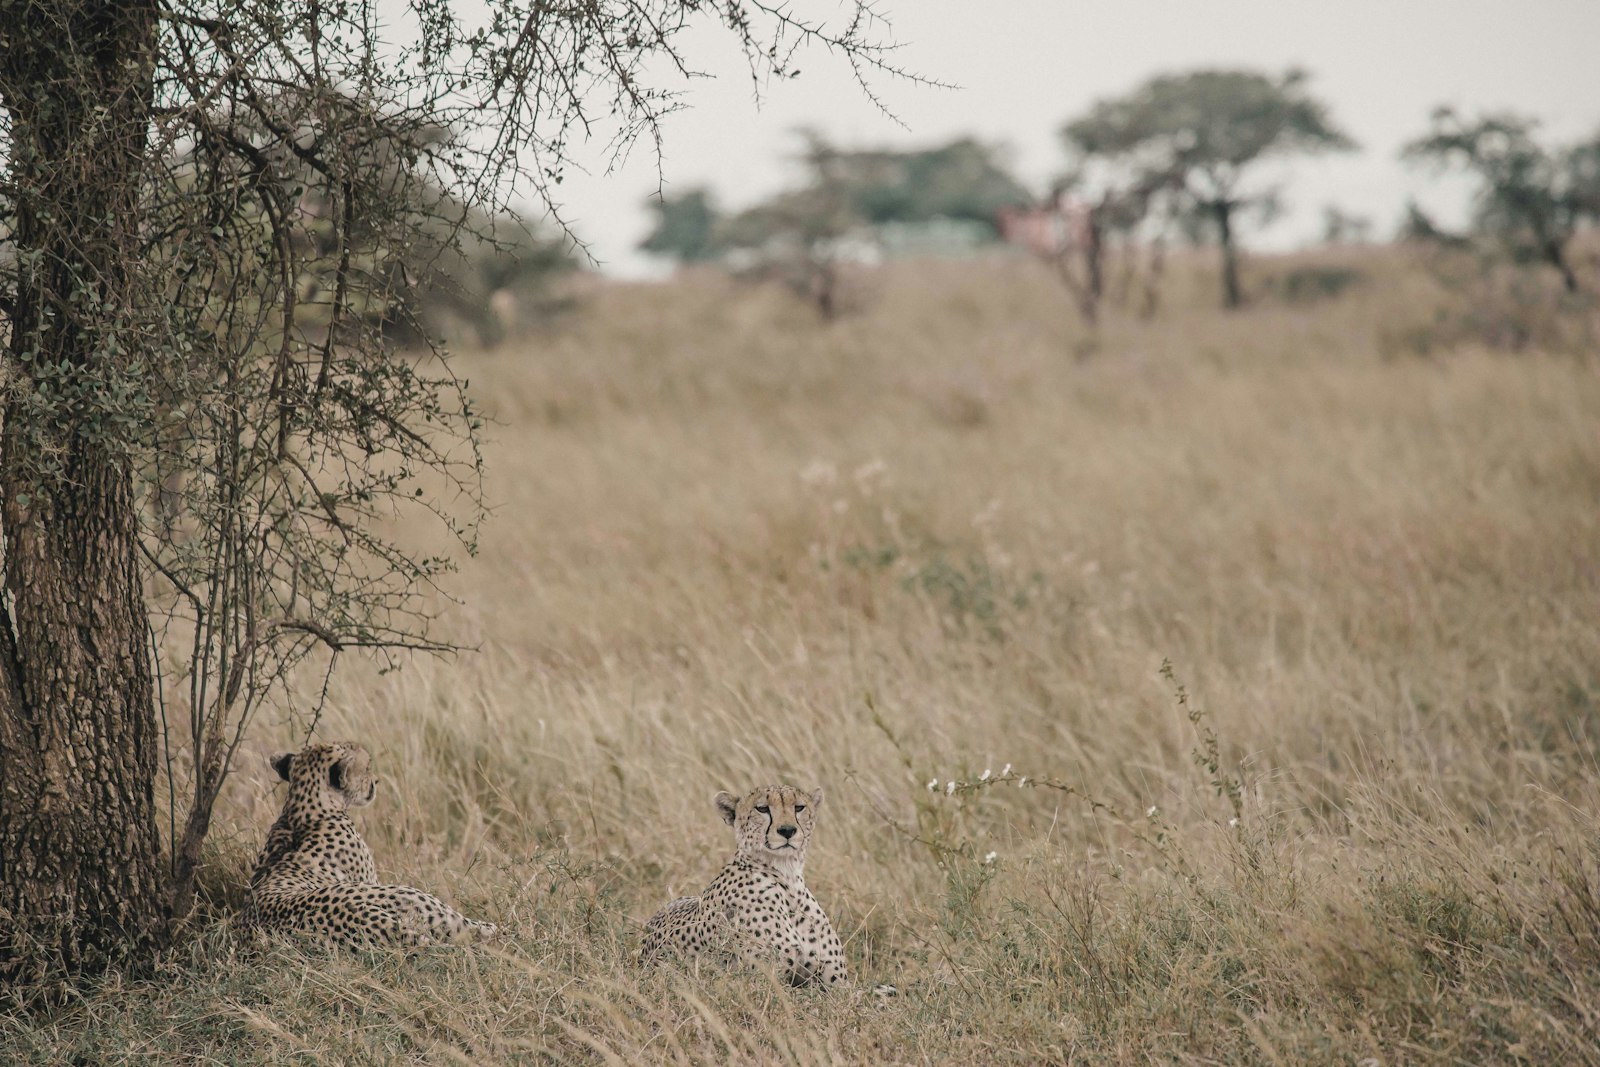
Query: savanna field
[{"left": 6, "top": 250, "right": 1600, "bottom": 1064}]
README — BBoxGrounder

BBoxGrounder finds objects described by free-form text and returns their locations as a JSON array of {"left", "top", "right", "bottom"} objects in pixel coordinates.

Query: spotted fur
[
  {"left": 640, "top": 784, "right": 847, "bottom": 987},
  {"left": 240, "top": 742, "right": 495, "bottom": 947}
]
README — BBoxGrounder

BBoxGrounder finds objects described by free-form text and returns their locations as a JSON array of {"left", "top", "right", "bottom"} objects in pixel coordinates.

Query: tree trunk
[
  {"left": 1139, "top": 234, "right": 1168, "bottom": 321},
  {"left": 0, "top": 0, "right": 167, "bottom": 984},
  {"left": 1085, "top": 207, "right": 1106, "bottom": 308},
  {"left": 1054, "top": 254, "right": 1099, "bottom": 327},
  {"left": 814, "top": 257, "right": 839, "bottom": 320},
  {"left": 1545, "top": 239, "right": 1580, "bottom": 294},
  {"left": 1213, "top": 200, "right": 1244, "bottom": 310}
]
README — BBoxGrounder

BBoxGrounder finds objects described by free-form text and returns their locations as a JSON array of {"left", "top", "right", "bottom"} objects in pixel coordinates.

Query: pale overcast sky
[{"left": 413, "top": 0, "right": 1600, "bottom": 276}]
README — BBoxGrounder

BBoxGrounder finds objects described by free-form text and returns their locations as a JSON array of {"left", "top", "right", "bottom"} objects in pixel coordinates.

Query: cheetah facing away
[
  {"left": 641, "top": 784, "right": 847, "bottom": 987},
  {"left": 241, "top": 741, "right": 495, "bottom": 947}
]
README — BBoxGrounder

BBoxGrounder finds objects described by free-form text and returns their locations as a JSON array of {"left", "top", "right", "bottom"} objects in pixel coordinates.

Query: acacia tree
[
  {"left": 698, "top": 134, "right": 1024, "bottom": 315},
  {"left": 1038, "top": 154, "right": 1181, "bottom": 326},
  {"left": 714, "top": 134, "right": 869, "bottom": 318},
  {"left": 641, "top": 188, "right": 723, "bottom": 266},
  {"left": 1065, "top": 69, "right": 1355, "bottom": 309},
  {"left": 0, "top": 0, "right": 905, "bottom": 984},
  {"left": 1404, "top": 109, "right": 1600, "bottom": 293},
  {"left": 833, "top": 136, "right": 1030, "bottom": 233}
]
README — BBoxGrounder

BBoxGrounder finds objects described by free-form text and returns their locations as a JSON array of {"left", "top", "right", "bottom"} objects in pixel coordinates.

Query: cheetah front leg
[{"left": 793, "top": 892, "right": 849, "bottom": 987}]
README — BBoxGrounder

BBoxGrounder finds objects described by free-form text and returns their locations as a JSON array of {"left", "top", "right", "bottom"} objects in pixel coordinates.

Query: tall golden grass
[{"left": 6, "top": 249, "right": 1600, "bottom": 1064}]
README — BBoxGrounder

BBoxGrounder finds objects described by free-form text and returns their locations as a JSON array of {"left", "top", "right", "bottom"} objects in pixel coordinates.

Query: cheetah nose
[{"left": 777, "top": 825, "right": 797, "bottom": 840}]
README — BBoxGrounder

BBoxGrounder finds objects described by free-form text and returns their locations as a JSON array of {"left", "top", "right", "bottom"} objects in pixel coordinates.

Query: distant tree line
[
  {"left": 641, "top": 67, "right": 1600, "bottom": 323},
  {"left": 643, "top": 133, "right": 1030, "bottom": 316}
]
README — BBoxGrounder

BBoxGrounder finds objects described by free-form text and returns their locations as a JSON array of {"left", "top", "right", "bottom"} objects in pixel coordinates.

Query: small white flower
[
  {"left": 1147, "top": 805, "right": 1159, "bottom": 818},
  {"left": 946, "top": 781, "right": 957, "bottom": 796},
  {"left": 1228, "top": 817, "right": 1239, "bottom": 827},
  {"left": 1001, "top": 764, "right": 1012, "bottom": 776},
  {"left": 980, "top": 768, "right": 991, "bottom": 781},
  {"left": 983, "top": 851, "right": 998, "bottom": 865},
  {"left": 1017, "top": 776, "right": 1027, "bottom": 787},
  {"left": 927, "top": 779, "right": 939, "bottom": 792},
  {"left": 799, "top": 459, "right": 837, "bottom": 488},
  {"left": 853, "top": 458, "right": 888, "bottom": 491}
]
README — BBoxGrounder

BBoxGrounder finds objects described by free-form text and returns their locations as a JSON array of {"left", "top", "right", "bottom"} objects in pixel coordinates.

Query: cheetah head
[
  {"left": 715, "top": 784, "right": 823, "bottom": 865},
  {"left": 270, "top": 741, "right": 379, "bottom": 823}
]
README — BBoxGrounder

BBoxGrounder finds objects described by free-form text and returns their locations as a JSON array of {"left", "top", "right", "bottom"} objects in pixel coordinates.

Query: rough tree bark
[{"left": 0, "top": 0, "right": 168, "bottom": 983}]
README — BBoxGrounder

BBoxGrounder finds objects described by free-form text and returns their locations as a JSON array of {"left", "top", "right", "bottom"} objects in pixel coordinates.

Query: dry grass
[{"left": 5, "top": 249, "right": 1600, "bottom": 1064}]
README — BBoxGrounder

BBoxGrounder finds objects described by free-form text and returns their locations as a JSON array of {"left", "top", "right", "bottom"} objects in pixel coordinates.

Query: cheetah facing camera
[
  {"left": 641, "top": 784, "right": 847, "bottom": 987},
  {"left": 241, "top": 741, "right": 496, "bottom": 947}
]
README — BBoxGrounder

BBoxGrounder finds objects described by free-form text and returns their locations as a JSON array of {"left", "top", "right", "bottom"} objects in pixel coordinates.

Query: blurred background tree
[
  {"left": 640, "top": 188, "right": 724, "bottom": 266},
  {"left": 643, "top": 134, "right": 1028, "bottom": 316},
  {"left": 1404, "top": 109, "right": 1600, "bottom": 293},
  {"left": 834, "top": 136, "right": 1031, "bottom": 236},
  {"left": 1320, "top": 204, "right": 1375, "bottom": 245},
  {"left": 1043, "top": 123, "right": 1187, "bottom": 325},
  {"left": 1064, "top": 69, "right": 1356, "bottom": 308},
  {"left": 716, "top": 134, "right": 868, "bottom": 319}
]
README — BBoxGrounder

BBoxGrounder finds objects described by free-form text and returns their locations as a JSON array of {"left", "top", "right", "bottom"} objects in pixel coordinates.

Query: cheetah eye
[
  {"left": 794, "top": 804, "right": 806, "bottom": 813},
  {"left": 755, "top": 805, "right": 770, "bottom": 814}
]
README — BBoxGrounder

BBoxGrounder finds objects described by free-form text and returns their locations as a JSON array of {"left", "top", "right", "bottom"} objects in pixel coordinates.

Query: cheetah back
[{"left": 241, "top": 742, "right": 494, "bottom": 948}]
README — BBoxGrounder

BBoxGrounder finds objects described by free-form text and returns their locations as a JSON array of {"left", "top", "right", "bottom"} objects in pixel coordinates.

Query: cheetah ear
[
  {"left": 809, "top": 787, "right": 824, "bottom": 811},
  {"left": 714, "top": 791, "right": 739, "bottom": 825},
  {"left": 328, "top": 760, "right": 345, "bottom": 792},
  {"left": 270, "top": 751, "right": 295, "bottom": 782}
]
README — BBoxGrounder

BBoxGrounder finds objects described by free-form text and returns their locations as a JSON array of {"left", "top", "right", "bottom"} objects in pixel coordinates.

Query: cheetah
[
  {"left": 640, "top": 784, "right": 848, "bottom": 987},
  {"left": 240, "top": 741, "right": 496, "bottom": 947}
]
